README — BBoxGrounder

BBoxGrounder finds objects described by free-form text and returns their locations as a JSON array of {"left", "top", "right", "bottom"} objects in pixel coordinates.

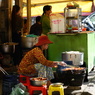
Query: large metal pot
[
  {"left": 0, "top": 42, "right": 18, "bottom": 54},
  {"left": 30, "top": 77, "right": 47, "bottom": 86},
  {"left": 21, "top": 37, "right": 38, "bottom": 49}
]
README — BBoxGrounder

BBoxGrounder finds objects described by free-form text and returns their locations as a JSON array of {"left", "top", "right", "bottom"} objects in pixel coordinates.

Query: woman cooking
[{"left": 18, "top": 35, "right": 66, "bottom": 86}]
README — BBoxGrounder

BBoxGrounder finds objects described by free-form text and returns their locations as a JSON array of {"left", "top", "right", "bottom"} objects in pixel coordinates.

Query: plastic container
[
  {"left": 50, "top": 13, "right": 65, "bottom": 33},
  {"left": 2, "top": 72, "right": 19, "bottom": 95}
]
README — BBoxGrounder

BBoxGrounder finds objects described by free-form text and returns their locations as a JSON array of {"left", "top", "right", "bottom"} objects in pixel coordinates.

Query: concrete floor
[
  {"left": 0, "top": 66, "right": 95, "bottom": 95},
  {"left": 65, "top": 70, "right": 95, "bottom": 95}
]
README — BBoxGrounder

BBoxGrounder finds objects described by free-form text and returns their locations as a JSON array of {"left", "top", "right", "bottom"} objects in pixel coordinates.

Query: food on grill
[{"left": 62, "top": 67, "right": 85, "bottom": 71}]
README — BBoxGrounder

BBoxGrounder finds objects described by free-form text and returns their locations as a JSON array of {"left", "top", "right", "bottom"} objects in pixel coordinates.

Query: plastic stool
[
  {"left": 19, "top": 74, "right": 31, "bottom": 89},
  {"left": 29, "top": 85, "right": 47, "bottom": 95},
  {"left": 48, "top": 85, "right": 64, "bottom": 95}
]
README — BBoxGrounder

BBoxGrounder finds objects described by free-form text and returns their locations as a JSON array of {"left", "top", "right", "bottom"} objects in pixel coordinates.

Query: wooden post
[{"left": 27, "top": 0, "right": 31, "bottom": 34}]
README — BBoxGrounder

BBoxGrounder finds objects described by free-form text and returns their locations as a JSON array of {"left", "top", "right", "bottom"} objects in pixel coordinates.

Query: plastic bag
[
  {"left": 50, "top": 13, "right": 65, "bottom": 33},
  {"left": 10, "top": 83, "right": 29, "bottom": 95}
]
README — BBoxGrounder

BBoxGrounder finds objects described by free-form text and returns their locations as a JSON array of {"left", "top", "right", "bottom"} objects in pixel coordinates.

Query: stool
[
  {"left": 29, "top": 85, "right": 47, "bottom": 95},
  {"left": 48, "top": 85, "right": 64, "bottom": 95},
  {"left": 19, "top": 74, "right": 31, "bottom": 89}
]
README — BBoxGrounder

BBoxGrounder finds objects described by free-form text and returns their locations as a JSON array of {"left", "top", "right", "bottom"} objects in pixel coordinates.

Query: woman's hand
[
  {"left": 51, "top": 61, "right": 67, "bottom": 68},
  {"left": 51, "top": 62, "right": 58, "bottom": 68},
  {"left": 58, "top": 61, "right": 67, "bottom": 66},
  {"left": 52, "top": 61, "right": 67, "bottom": 67}
]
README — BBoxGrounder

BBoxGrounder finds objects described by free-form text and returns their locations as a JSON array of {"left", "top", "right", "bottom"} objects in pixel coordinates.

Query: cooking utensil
[
  {"left": 66, "top": 64, "right": 78, "bottom": 68},
  {"left": 62, "top": 51, "right": 84, "bottom": 66},
  {"left": 0, "top": 42, "right": 18, "bottom": 54},
  {"left": 30, "top": 77, "right": 47, "bottom": 86},
  {"left": 21, "top": 36, "right": 38, "bottom": 49},
  {"left": 56, "top": 61, "right": 78, "bottom": 68},
  {"left": 0, "top": 66, "right": 9, "bottom": 75}
]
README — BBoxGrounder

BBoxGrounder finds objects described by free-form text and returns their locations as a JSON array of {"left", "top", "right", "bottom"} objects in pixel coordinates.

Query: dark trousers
[{"left": 13, "top": 45, "right": 22, "bottom": 65}]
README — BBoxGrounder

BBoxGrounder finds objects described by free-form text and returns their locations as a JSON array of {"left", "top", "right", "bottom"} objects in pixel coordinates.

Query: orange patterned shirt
[{"left": 18, "top": 47, "right": 53, "bottom": 74}]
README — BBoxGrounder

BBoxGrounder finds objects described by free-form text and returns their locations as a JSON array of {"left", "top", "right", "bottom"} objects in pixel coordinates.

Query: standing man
[{"left": 30, "top": 16, "right": 42, "bottom": 36}]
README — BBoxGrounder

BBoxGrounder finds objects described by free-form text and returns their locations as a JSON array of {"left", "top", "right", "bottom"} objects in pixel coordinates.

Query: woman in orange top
[{"left": 18, "top": 35, "right": 66, "bottom": 85}]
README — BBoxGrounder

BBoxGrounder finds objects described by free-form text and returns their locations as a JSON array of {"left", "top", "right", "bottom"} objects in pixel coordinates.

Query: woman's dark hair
[
  {"left": 31, "top": 45, "right": 41, "bottom": 50},
  {"left": 12, "top": 5, "right": 20, "bottom": 16},
  {"left": 11, "top": 5, "right": 20, "bottom": 31},
  {"left": 43, "top": 5, "right": 52, "bottom": 15},
  {"left": 31, "top": 45, "right": 45, "bottom": 56}
]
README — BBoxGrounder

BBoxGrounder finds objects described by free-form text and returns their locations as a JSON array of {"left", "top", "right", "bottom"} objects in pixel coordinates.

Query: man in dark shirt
[{"left": 30, "top": 16, "right": 42, "bottom": 36}]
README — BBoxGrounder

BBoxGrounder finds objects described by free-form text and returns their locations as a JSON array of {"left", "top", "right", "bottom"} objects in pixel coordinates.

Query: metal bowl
[
  {"left": 50, "top": 83, "right": 63, "bottom": 87},
  {"left": 30, "top": 77, "right": 47, "bottom": 86}
]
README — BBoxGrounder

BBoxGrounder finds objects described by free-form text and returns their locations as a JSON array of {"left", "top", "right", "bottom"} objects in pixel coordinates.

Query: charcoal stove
[{"left": 56, "top": 62, "right": 86, "bottom": 86}]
